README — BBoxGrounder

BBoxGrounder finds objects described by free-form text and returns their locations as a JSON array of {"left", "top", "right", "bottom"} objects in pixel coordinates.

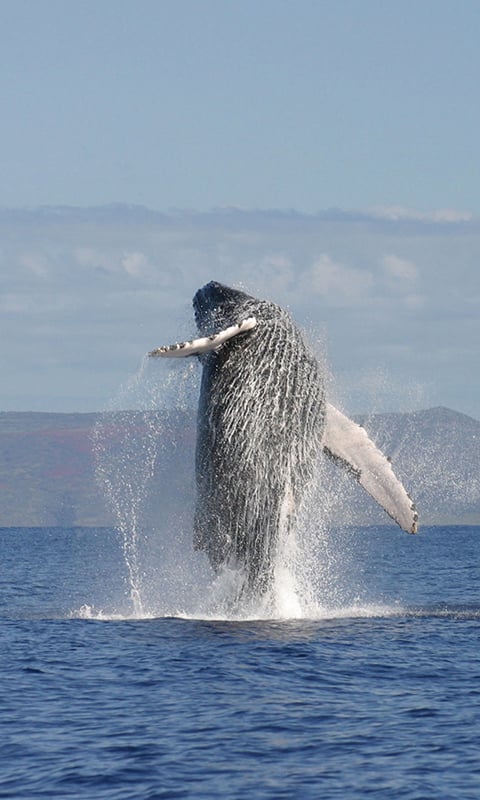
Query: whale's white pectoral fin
[
  {"left": 323, "top": 403, "right": 418, "bottom": 534},
  {"left": 148, "top": 317, "right": 257, "bottom": 358}
]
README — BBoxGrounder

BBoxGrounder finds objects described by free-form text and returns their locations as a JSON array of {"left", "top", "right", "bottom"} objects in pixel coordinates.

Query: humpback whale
[{"left": 149, "top": 281, "right": 417, "bottom": 596}]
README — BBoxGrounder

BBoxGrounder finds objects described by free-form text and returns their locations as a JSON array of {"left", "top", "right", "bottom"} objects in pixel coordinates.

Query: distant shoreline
[{"left": 1, "top": 407, "right": 478, "bottom": 528}]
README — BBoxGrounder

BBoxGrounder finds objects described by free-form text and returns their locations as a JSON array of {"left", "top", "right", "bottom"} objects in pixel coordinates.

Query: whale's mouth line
[{"left": 148, "top": 317, "right": 257, "bottom": 358}]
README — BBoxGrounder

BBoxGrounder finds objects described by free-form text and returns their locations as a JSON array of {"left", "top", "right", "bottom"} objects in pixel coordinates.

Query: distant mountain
[
  {"left": 0, "top": 412, "right": 110, "bottom": 527},
  {"left": 0, "top": 407, "right": 478, "bottom": 528},
  {"left": 356, "top": 407, "right": 480, "bottom": 525}
]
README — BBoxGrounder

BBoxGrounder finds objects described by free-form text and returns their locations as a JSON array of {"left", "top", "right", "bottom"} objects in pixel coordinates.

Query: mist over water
[
  {"left": 91, "top": 353, "right": 402, "bottom": 623},
  {"left": 92, "top": 357, "right": 205, "bottom": 618}
]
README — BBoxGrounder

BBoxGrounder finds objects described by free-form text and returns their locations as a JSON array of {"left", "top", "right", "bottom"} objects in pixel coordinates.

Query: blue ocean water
[{"left": 1, "top": 525, "right": 479, "bottom": 799}]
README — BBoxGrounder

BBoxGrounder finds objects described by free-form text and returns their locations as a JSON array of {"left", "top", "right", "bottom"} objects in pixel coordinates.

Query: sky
[
  {"left": 2, "top": 0, "right": 479, "bottom": 213},
  {"left": 2, "top": 206, "right": 479, "bottom": 418},
  {"left": 1, "top": 1, "right": 479, "bottom": 417}
]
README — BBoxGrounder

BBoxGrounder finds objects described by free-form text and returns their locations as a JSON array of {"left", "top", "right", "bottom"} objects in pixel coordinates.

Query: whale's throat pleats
[{"left": 193, "top": 309, "right": 326, "bottom": 593}]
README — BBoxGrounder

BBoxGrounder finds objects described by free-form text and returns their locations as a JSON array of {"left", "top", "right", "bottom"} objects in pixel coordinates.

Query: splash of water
[
  {"left": 92, "top": 356, "right": 202, "bottom": 616},
  {"left": 91, "top": 352, "right": 395, "bottom": 621}
]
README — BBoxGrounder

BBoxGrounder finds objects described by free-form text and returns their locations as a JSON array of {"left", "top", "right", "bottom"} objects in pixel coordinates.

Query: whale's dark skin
[{"left": 192, "top": 282, "right": 326, "bottom": 595}]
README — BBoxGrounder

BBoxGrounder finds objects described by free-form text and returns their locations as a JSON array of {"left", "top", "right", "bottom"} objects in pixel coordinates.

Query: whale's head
[
  {"left": 149, "top": 281, "right": 258, "bottom": 358},
  {"left": 193, "top": 281, "right": 257, "bottom": 335}
]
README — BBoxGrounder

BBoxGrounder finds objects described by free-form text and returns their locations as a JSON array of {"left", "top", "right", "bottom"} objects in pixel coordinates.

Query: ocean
[{"left": 1, "top": 524, "right": 479, "bottom": 799}]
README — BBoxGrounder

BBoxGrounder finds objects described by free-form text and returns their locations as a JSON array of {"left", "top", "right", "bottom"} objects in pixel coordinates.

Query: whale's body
[
  {"left": 193, "top": 288, "right": 326, "bottom": 593},
  {"left": 150, "top": 281, "right": 417, "bottom": 596}
]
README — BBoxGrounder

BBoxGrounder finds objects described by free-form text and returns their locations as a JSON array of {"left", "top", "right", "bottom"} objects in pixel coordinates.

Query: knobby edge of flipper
[
  {"left": 148, "top": 317, "right": 257, "bottom": 358},
  {"left": 322, "top": 403, "right": 418, "bottom": 534}
]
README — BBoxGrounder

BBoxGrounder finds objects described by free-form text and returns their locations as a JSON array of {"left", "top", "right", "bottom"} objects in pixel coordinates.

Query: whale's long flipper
[
  {"left": 323, "top": 403, "right": 418, "bottom": 534},
  {"left": 148, "top": 317, "right": 257, "bottom": 358}
]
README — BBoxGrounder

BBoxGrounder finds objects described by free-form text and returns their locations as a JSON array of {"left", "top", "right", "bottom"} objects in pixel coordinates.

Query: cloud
[
  {"left": 306, "top": 254, "right": 374, "bottom": 307},
  {"left": 368, "top": 206, "right": 473, "bottom": 223},
  {"left": 382, "top": 254, "right": 418, "bottom": 283},
  {"left": 239, "top": 254, "right": 295, "bottom": 299},
  {"left": 0, "top": 206, "right": 478, "bottom": 417},
  {"left": 121, "top": 251, "right": 150, "bottom": 278},
  {"left": 73, "top": 246, "right": 119, "bottom": 274},
  {"left": 380, "top": 253, "right": 424, "bottom": 309},
  {"left": 19, "top": 253, "right": 50, "bottom": 279}
]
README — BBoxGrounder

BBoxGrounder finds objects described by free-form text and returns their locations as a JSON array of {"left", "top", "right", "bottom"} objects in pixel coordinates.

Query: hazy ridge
[{"left": 0, "top": 407, "right": 478, "bottom": 527}]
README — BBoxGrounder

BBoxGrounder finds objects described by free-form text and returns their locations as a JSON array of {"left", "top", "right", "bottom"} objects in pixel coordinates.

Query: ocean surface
[{"left": 1, "top": 524, "right": 479, "bottom": 799}]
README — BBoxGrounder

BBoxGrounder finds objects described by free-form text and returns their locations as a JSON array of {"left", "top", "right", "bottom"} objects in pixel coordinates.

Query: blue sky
[
  {"left": 1, "top": 1, "right": 479, "bottom": 418},
  {"left": 2, "top": 0, "right": 479, "bottom": 212}
]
